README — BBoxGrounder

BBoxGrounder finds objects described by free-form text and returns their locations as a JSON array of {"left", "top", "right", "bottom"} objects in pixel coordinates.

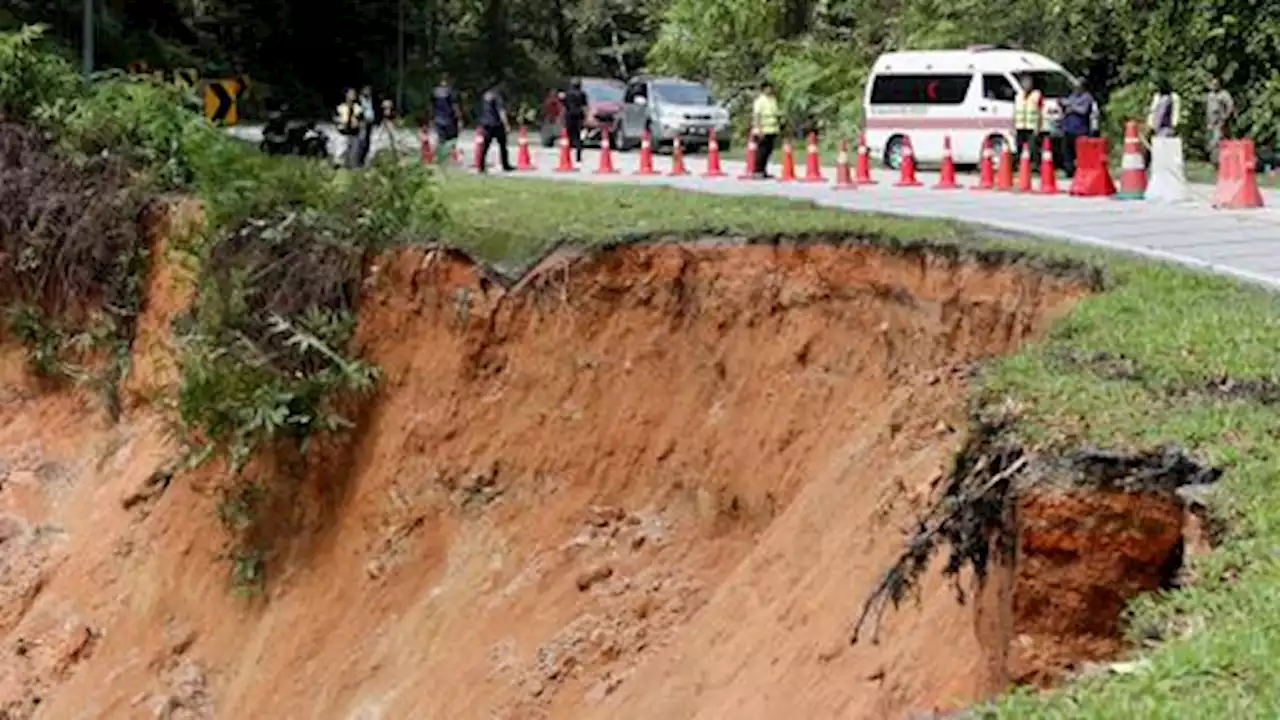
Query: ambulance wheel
[{"left": 884, "top": 135, "right": 906, "bottom": 170}]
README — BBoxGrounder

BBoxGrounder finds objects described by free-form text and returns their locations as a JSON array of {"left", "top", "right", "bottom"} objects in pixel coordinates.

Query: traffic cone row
[{"left": 482, "top": 125, "right": 1261, "bottom": 212}]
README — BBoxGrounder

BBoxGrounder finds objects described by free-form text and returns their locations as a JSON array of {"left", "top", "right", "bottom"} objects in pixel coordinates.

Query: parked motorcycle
[{"left": 260, "top": 110, "right": 330, "bottom": 159}]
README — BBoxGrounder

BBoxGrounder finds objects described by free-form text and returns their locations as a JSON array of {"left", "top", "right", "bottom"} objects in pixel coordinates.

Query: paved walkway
[{"left": 230, "top": 124, "right": 1280, "bottom": 290}]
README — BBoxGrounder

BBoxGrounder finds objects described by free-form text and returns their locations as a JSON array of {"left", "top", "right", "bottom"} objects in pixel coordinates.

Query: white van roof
[{"left": 872, "top": 47, "right": 1067, "bottom": 75}]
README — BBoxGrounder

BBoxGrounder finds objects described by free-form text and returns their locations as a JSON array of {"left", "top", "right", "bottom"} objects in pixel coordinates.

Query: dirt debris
[{"left": 0, "top": 236, "right": 1099, "bottom": 718}]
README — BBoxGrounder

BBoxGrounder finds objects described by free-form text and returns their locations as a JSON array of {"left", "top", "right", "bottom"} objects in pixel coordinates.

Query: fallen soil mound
[{"left": 0, "top": 224, "right": 1188, "bottom": 719}]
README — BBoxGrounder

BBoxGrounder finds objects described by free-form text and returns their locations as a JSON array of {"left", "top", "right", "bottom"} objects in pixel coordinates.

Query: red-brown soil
[
  {"left": 1008, "top": 489, "right": 1185, "bottom": 685},
  {"left": 0, "top": 231, "right": 1111, "bottom": 719}
]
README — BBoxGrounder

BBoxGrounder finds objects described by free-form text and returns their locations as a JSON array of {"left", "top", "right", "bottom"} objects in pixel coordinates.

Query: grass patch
[
  {"left": 437, "top": 172, "right": 970, "bottom": 266},
  {"left": 444, "top": 176, "right": 1280, "bottom": 718},
  {"left": 972, "top": 248, "right": 1280, "bottom": 719}
]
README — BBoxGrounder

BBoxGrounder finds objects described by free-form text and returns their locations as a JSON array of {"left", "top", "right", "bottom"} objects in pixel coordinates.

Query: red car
[{"left": 539, "top": 77, "right": 626, "bottom": 148}]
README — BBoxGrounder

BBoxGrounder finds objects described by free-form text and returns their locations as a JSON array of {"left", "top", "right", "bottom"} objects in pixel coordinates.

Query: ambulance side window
[
  {"left": 983, "top": 74, "right": 1016, "bottom": 102},
  {"left": 869, "top": 74, "right": 971, "bottom": 105}
]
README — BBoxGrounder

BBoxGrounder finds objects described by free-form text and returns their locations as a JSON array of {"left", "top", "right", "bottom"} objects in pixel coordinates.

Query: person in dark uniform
[
  {"left": 430, "top": 74, "right": 462, "bottom": 166},
  {"left": 479, "top": 82, "right": 514, "bottom": 173},
  {"left": 559, "top": 78, "right": 588, "bottom": 162}
]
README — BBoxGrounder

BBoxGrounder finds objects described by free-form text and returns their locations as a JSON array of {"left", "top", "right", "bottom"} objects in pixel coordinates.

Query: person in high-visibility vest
[
  {"left": 1146, "top": 78, "right": 1182, "bottom": 138},
  {"left": 751, "top": 81, "right": 781, "bottom": 179},
  {"left": 1014, "top": 74, "right": 1044, "bottom": 168}
]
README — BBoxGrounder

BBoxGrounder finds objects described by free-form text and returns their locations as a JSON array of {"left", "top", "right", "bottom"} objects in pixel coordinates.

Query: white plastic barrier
[{"left": 1145, "top": 136, "right": 1190, "bottom": 204}]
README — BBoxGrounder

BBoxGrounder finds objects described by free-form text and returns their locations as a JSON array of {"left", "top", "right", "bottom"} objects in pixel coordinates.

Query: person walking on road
[
  {"left": 376, "top": 98, "right": 399, "bottom": 160},
  {"left": 479, "top": 82, "right": 514, "bottom": 173},
  {"left": 1014, "top": 74, "right": 1044, "bottom": 167},
  {"left": 1060, "top": 77, "right": 1096, "bottom": 177},
  {"left": 430, "top": 74, "right": 463, "bottom": 167},
  {"left": 1205, "top": 76, "right": 1235, "bottom": 165},
  {"left": 751, "top": 81, "right": 781, "bottom": 179},
  {"left": 559, "top": 78, "right": 588, "bottom": 163},
  {"left": 336, "top": 87, "right": 365, "bottom": 169},
  {"left": 357, "top": 85, "right": 377, "bottom": 167}
]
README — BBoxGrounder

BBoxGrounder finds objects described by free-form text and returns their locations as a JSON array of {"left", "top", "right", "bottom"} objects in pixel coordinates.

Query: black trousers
[
  {"left": 755, "top": 133, "right": 777, "bottom": 176},
  {"left": 1062, "top": 132, "right": 1085, "bottom": 177},
  {"left": 1016, "top": 129, "right": 1043, "bottom": 167},
  {"left": 565, "top": 115, "right": 584, "bottom": 161},
  {"left": 481, "top": 124, "right": 512, "bottom": 172}
]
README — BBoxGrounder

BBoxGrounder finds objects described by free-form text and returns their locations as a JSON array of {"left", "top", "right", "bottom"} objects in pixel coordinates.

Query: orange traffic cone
[
  {"left": 595, "top": 131, "right": 618, "bottom": 174},
  {"left": 972, "top": 138, "right": 995, "bottom": 190},
  {"left": 972, "top": 137, "right": 993, "bottom": 190},
  {"left": 668, "top": 137, "right": 688, "bottom": 176},
  {"left": 1212, "top": 139, "right": 1265, "bottom": 209},
  {"left": 995, "top": 144, "right": 1014, "bottom": 191},
  {"left": 515, "top": 127, "right": 535, "bottom": 171},
  {"left": 934, "top": 135, "right": 960, "bottom": 189},
  {"left": 635, "top": 129, "right": 656, "bottom": 176},
  {"left": 739, "top": 132, "right": 759, "bottom": 179},
  {"left": 418, "top": 128, "right": 434, "bottom": 164},
  {"left": 1015, "top": 143, "right": 1033, "bottom": 192},
  {"left": 833, "top": 140, "right": 855, "bottom": 189},
  {"left": 779, "top": 140, "right": 797, "bottom": 181},
  {"left": 704, "top": 135, "right": 726, "bottom": 178},
  {"left": 894, "top": 137, "right": 922, "bottom": 187},
  {"left": 472, "top": 128, "right": 485, "bottom": 172},
  {"left": 1116, "top": 121, "right": 1147, "bottom": 200},
  {"left": 855, "top": 132, "right": 876, "bottom": 184},
  {"left": 1037, "top": 136, "right": 1059, "bottom": 195},
  {"left": 554, "top": 127, "right": 576, "bottom": 173},
  {"left": 801, "top": 132, "right": 825, "bottom": 182}
]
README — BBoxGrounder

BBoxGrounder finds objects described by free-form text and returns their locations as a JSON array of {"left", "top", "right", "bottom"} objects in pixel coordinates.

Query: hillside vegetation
[
  {"left": 0, "top": 24, "right": 442, "bottom": 586},
  {"left": 8, "top": 0, "right": 1280, "bottom": 154}
]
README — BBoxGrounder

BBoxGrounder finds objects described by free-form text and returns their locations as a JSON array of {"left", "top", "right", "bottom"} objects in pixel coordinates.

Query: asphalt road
[{"left": 229, "top": 123, "right": 1280, "bottom": 291}]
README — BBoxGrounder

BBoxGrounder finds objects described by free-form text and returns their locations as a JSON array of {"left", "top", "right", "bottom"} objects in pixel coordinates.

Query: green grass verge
[
  {"left": 436, "top": 172, "right": 970, "bottom": 266},
  {"left": 444, "top": 176, "right": 1280, "bottom": 719}
]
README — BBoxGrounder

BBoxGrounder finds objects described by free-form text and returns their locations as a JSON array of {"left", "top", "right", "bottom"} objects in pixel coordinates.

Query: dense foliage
[{"left": 9, "top": 0, "right": 1280, "bottom": 153}]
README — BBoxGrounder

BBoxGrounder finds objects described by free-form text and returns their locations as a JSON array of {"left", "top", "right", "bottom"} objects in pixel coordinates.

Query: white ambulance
[{"left": 863, "top": 45, "right": 1076, "bottom": 168}]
